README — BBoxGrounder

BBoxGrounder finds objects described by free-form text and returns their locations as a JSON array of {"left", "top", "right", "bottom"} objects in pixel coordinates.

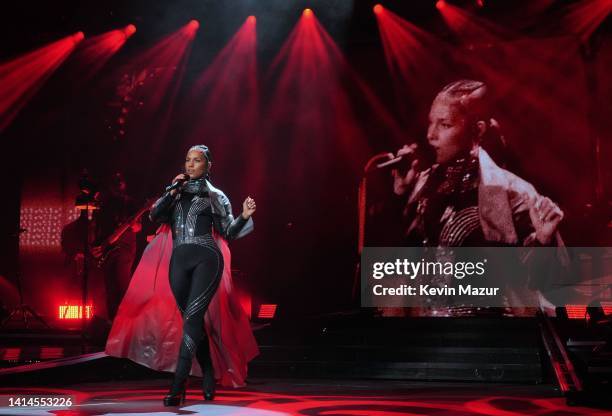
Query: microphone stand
[
  {"left": 81, "top": 202, "right": 90, "bottom": 354},
  {"left": 0, "top": 228, "right": 50, "bottom": 329},
  {"left": 352, "top": 152, "right": 396, "bottom": 302}
]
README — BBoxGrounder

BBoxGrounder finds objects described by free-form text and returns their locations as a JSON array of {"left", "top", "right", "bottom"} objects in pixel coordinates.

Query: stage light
[
  {"left": 40, "top": 347, "right": 64, "bottom": 360},
  {"left": 124, "top": 24, "right": 136, "bottom": 37},
  {"left": 565, "top": 304, "right": 587, "bottom": 319},
  {"left": 58, "top": 304, "right": 94, "bottom": 319},
  {"left": 247, "top": 15, "right": 256, "bottom": 25},
  {"left": 475, "top": 0, "right": 484, "bottom": 8},
  {"left": 188, "top": 19, "right": 200, "bottom": 30},
  {"left": 564, "top": 304, "right": 612, "bottom": 319},
  {"left": 258, "top": 304, "right": 277, "bottom": 319},
  {"left": 373, "top": 4, "right": 384, "bottom": 15},
  {"left": 184, "top": 19, "right": 200, "bottom": 37},
  {"left": 73, "top": 31, "right": 85, "bottom": 43},
  {"left": 436, "top": 1, "right": 446, "bottom": 10},
  {"left": 184, "top": 19, "right": 200, "bottom": 38},
  {"left": 2, "top": 348, "right": 20, "bottom": 361},
  {"left": 303, "top": 8, "right": 313, "bottom": 18}
]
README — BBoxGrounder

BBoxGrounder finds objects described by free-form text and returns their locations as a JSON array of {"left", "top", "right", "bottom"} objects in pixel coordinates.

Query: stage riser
[
  {"left": 255, "top": 347, "right": 540, "bottom": 364},
  {"left": 250, "top": 316, "right": 544, "bottom": 383},
  {"left": 249, "top": 362, "right": 542, "bottom": 382}
]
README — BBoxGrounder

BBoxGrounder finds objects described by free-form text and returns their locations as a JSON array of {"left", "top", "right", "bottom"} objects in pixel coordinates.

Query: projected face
[
  {"left": 185, "top": 150, "right": 208, "bottom": 180},
  {"left": 427, "top": 96, "right": 473, "bottom": 164}
]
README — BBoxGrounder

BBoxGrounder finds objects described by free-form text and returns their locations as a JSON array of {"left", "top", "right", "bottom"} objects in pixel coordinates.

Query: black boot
[
  {"left": 163, "top": 343, "right": 192, "bottom": 406},
  {"left": 163, "top": 384, "right": 186, "bottom": 407},
  {"left": 196, "top": 336, "right": 216, "bottom": 400}
]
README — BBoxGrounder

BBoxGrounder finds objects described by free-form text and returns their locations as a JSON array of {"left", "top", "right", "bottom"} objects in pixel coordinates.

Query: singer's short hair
[
  {"left": 188, "top": 144, "right": 212, "bottom": 162},
  {"left": 437, "top": 80, "right": 507, "bottom": 164},
  {"left": 435, "top": 79, "right": 491, "bottom": 123}
]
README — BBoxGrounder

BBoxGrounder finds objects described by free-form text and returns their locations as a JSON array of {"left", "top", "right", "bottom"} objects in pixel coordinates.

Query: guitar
[{"left": 92, "top": 198, "right": 155, "bottom": 268}]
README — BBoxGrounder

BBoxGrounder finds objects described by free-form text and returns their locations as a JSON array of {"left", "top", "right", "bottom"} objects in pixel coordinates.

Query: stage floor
[{"left": 0, "top": 378, "right": 608, "bottom": 415}]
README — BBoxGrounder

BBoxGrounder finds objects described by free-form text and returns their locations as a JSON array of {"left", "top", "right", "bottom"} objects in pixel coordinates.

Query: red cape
[{"left": 105, "top": 224, "right": 259, "bottom": 387}]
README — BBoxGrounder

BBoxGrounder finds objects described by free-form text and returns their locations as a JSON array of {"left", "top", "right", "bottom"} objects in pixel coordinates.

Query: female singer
[
  {"left": 392, "top": 80, "right": 564, "bottom": 247},
  {"left": 105, "top": 144, "right": 258, "bottom": 406}
]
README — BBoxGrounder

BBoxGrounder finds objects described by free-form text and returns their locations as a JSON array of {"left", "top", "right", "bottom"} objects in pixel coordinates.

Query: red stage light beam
[
  {"left": 71, "top": 25, "right": 137, "bottom": 82},
  {"left": 267, "top": 7, "right": 403, "bottom": 181},
  {"left": 108, "top": 21, "right": 198, "bottom": 168},
  {"left": 563, "top": 0, "right": 612, "bottom": 41},
  {"left": 437, "top": 1, "right": 510, "bottom": 43},
  {"left": 375, "top": 5, "right": 455, "bottom": 123},
  {"left": 124, "top": 20, "right": 199, "bottom": 113},
  {"left": 188, "top": 16, "right": 261, "bottom": 191},
  {"left": 436, "top": 1, "right": 588, "bottom": 120},
  {"left": 0, "top": 32, "right": 83, "bottom": 132},
  {"left": 373, "top": 4, "right": 384, "bottom": 15},
  {"left": 303, "top": 8, "right": 313, "bottom": 18}
]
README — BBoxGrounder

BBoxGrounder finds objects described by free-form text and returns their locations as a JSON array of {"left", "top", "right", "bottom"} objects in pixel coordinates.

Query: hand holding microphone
[
  {"left": 166, "top": 173, "right": 190, "bottom": 195},
  {"left": 386, "top": 144, "right": 422, "bottom": 196}
]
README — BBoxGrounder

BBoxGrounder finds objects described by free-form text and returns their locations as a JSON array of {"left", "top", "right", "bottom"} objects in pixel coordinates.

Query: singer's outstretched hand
[{"left": 242, "top": 196, "right": 256, "bottom": 219}]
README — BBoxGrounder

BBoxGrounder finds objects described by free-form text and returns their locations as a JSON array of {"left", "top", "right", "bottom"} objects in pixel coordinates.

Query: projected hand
[
  {"left": 529, "top": 196, "right": 564, "bottom": 245},
  {"left": 242, "top": 196, "right": 256, "bottom": 219},
  {"left": 391, "top": 144, "right": 419, "bottom": 195}
]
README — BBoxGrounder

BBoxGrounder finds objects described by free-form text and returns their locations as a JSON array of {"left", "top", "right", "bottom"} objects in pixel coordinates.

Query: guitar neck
[{"left": 105, "top": 199, "right": 153, "bottom": 246}]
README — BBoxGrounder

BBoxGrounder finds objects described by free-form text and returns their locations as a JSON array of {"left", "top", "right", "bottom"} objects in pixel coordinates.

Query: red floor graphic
[{"left": 0, "top": 379, "right": 608, "bottom": 415}]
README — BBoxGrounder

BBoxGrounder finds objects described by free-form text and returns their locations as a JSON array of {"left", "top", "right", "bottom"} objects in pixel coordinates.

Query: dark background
[{"left": 1, "top": 0, "right": 610, "bottom": 319}]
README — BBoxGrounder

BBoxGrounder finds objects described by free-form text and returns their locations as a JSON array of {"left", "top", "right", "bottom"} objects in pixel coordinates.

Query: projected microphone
[
  {"left": 376, "top": 144, "right": 435, "bottom": 171},
  {"left": 165, "top": 174, "right": 190, "bottom": 192},
  {"left": 377, "top": 155, "right": 405, "bottom": 169}
]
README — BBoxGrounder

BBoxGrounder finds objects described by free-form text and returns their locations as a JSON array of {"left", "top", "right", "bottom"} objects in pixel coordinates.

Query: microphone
[
  {"left": 376, "top": 156, "right": 405, "bottom": 169},
  {"left": 376, "top": 144, "right": 435, "bottom": 171},
  {"left": 165, "top": 174, "right": 190, "bottom": 192}
]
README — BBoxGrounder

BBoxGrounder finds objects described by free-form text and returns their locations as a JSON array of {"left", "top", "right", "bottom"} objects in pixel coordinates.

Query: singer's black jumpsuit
[{"left": 150, "top": 179, "right": 240, "bottom": 381}]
